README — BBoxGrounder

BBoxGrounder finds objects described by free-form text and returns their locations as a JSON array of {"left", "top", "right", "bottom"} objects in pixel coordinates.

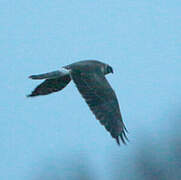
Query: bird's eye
[{"left": 107, "top": 66, "right": 113, "bottom": 74}]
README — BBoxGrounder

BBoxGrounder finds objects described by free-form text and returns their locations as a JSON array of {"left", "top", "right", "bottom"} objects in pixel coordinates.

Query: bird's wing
[
  {"left": 27, "top": 75, "right": 71, "bottom": 97},
  {"left": 70, "top": 69, "right": 128, "bottom": 145}
]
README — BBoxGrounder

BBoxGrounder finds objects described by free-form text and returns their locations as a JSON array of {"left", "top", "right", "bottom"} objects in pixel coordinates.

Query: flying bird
[{"left": 28, "top": 60, "right": 128, "bottom": 145}]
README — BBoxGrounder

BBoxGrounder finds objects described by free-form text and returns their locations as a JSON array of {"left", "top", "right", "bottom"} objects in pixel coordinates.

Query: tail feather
[{"left": 29, "top": 70, "right": 68, "bottom": 80}]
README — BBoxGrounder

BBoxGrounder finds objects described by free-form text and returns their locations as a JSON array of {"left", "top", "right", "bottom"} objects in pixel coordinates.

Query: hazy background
[{"left": 1, "top": 0, "right": 180, "bottom": 179}]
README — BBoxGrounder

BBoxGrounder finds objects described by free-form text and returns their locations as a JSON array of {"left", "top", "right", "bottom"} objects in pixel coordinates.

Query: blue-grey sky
[{"left": 1, "top": 0, "right": 181, "bottom": 179}]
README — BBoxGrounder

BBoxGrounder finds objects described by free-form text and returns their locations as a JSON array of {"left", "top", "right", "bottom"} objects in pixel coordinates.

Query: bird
[{"left": 27, "top": 60, "right": 128, "bottom": 145}]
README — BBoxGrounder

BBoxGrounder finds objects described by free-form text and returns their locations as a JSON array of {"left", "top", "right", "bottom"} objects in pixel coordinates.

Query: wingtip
[
  {"left": 26, "top": 93, "right": 36, "bottom": 97},
  {"left": 26, "top": 94, "right": 32, "bottom": 98},
  {"left": 115, "top": 137, "right": 120, "bottom": 146},
  {"left": 115, "top": 131, "right": 129, "bottom": 146}
]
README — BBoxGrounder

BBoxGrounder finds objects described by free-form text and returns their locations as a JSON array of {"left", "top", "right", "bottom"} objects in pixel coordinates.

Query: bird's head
[{"left": 104, "top": 64, "right": 114, "bottom": 75}]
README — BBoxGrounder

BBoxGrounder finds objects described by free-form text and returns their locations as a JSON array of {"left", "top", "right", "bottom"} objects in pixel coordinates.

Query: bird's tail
[
  {"left": 27, "top": 69, "right": 71, "bottom": 97},
  {"left": 29, "top": 69, "right": 69, "bottom": 80}
]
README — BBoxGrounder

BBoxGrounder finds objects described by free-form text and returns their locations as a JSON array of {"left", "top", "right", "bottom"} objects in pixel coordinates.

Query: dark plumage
[{"left": 28, "top": 60, "right": 128, "bottom": 145}]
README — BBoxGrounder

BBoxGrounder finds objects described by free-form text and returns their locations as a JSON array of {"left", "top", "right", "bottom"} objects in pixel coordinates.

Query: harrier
[{"left": 28, "top": 60, "right": 128, "bottom": 145}]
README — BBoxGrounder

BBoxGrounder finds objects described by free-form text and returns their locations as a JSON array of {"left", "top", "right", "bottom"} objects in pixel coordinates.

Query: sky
[{"left": 1, "top": 0, "right": 181, "bottom": 179}]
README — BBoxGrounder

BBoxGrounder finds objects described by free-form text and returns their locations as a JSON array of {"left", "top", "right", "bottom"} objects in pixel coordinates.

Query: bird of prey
[{"left": 28, "top": 60, "right": 128, "bottom": 145}]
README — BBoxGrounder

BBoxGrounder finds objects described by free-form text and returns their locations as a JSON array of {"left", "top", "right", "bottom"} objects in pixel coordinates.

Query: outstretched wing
[
  {"left": 71, "top": 69, "right": 128, "bottom": 145},
  {"left": 27, "top": 75, "right": 71, "bottom": 97}
]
